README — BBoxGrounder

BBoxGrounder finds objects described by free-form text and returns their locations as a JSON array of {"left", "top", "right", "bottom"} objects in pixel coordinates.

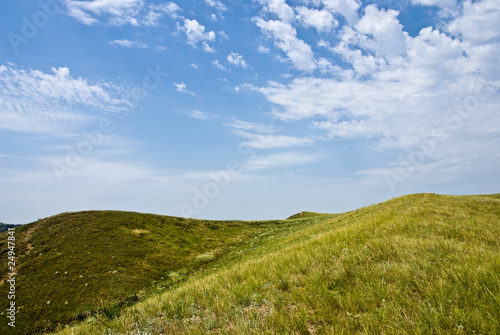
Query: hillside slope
[
  {"left": 54, "top": 193, "right": 500, "bottom": 335},
  {"left": 0, "top": 211, "right": 315, "bottom": 334}
]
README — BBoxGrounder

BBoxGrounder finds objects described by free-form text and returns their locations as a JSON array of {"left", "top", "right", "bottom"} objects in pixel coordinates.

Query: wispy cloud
[
  {"left": 108, "top": 39, "right": 147, "bottom": 48},
  {"left": 224, "top": 118, "right": 276, "bottom": 134},
  {"left": 65, "top": 0, "right": 182, "bottom": 26},
  {"left": 66, "top": 0, "right": 144, "bottom": 26},
  {"left": 182, "top": 109, "right": 211, "bottom": 120},
  {"left": 0, "top": 63, "right": 138, "bottom": 134},
  {"left": 233, "top": 130, "right": 313, "bottom": 149},
  {"left": 205, "top": 0, "right": 227, "bottom": 12},
  {"left": 244, "top": 152, "right": 325, "bottom": 171},
  {"left": 212, "top": 60, "right": 228, "bottom": 71}
]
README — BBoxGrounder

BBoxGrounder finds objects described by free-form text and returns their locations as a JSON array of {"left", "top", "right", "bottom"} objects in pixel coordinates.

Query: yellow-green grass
[
  {"left": 52, "top": 193, "right": 500, "bottom": 334},
  {"left": 0, "top": 211, "right": 315, "bottom": 334}
]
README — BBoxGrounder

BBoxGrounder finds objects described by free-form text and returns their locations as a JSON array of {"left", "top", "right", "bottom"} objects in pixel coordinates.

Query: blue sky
[{"left": 1, "top": 0, "right": 499, "bottom": 224}]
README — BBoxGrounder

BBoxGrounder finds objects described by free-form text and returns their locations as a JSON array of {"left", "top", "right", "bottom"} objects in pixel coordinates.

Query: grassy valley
[{"left": 1, "top": 193, "right": 499, "bottom": 334}]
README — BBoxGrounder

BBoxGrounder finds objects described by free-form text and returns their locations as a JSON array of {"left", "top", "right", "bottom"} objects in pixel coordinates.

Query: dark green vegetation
[
  {"left": 1, "top": 193, "right": 499, "bottom": 334},
  {"left": 0, "top": 223, "right": 21, "bottom": 233}
]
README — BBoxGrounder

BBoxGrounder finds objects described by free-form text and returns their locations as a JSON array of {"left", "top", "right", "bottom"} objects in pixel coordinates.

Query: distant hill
[
  {"left": 1, "top": 193, "right": 499, "bottom": 334},
  {"left": 286, "top": 211, "right": 331, "bottom": 220},
  {"left": 0, "top": 222, "right": 21, "bottom": 233}
]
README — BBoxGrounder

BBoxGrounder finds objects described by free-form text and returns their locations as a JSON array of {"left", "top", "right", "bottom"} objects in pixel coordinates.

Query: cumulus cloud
[
  {"left": 255, "top": 0, "right": 295, "bottom": 23},
  {"left": 255, "top": 0, "right": 500, "bottom": 157},
  {"left": 179, "top": 18, "right": 216, "bottom": 51},
  {"left": 312, "top": 0, "right": 362, "bottom": 25},
  {"left": 255, "top": 18, "right": 316, "bottom": 72},
  {"left": 296, "top": 6, "right": 338, "bottom": 32},
  {"left": 355, "top": 5, "right": 408, "bottom": 61},
  {"left": 227, "top": 52, "right": 249, "bottom": 69},
  {"left": 411, "top": 0, "right": 458, "bottom": 16},
  {"left": 447, "top": 0, "right": 500, "bottom": 78}
]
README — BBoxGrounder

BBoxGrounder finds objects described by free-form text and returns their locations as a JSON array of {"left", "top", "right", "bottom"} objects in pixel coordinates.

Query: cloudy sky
[{"left": 1, "top": 0, "right": 499, "bottom": 224}]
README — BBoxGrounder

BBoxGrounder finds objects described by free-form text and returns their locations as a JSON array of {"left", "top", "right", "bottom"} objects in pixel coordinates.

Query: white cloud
[
  {"left": 315, "top": 57, "right": 350, "bottom": 78},
  {"left": 311, "top": 0, "right": 362, "bottom": 25},
  {"left": 182, "top": 109, "right": 211, "bottom": 120},
  {"left": 0, "top": 64, "right": 138, "bottom": 134},
  {"left": 258, "top": 45, "right": 271, "bottom": 53},
  {"left": 448, "top": 0, "right": 500, "bottom": 78},
  {"left": 332, "top": 37, "right": 384, "bottom": 76},
  {"left": 205, "top": 0, "right": 227, "bottom": 12},
  {"left": 355, "top": 5, "right": 408, "bottom": 61},
  {"left": 296, "top": 6, "right": 338, "bottom": 32},
  {"left": 411, "top": 0, "right": 455, "bottom": 5},
  {"left": 255, "top": 0, "right": 295, "bottom": 23},
  {"left": 227, "top": 52, "right": 249, "bottom": 69},
  {"left": 202, "top": 41, "right": 216, "bottom": 53},
  {"left": 224, "top": 118, "right": 276, "bottom": 134},
  {"left": 179, "top": 18, "right": 216, "bottom": 51},
  {"left": 144, "top": 2, "right": 182, "bottom": 25},
  {"left": 66, "top": 0, "right": 144, "bottom": 26},
  {"left": 108, "top": 39, "right": 147, "bottom": 48},
  {"left": 226, "top": 117, "right": 314, "bottom": 149},
  {"left": 65, "top": 0, "right": 183, "bottom": 26},
  {"left": 255, "top": 18, "right": 317, "bottom": 72},
  {"left": 218, "top": 31, "right": 229, "bottom": 40},
  {"left": 173, "top": 82, "right": 195, "bottom": 95},
  {"left": 212, "top": 60, "right": 228, "bottom": 71},
  {"left": 256, "top": 10, "right": 500, "bottom": 150},
  {"left": 234, "top": 130, "right": 314, "bottom": 149},
  {"left": 411, "top": 0, "right": 458, "bottom": 16},
  {"left": 244, "top": 152, "right": 325, "bottom": 171}
]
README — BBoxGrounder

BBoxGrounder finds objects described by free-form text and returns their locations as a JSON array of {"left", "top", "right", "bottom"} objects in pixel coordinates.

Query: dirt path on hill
[{"left": 0, "top": 220, "right": 42, "bottom": 285}]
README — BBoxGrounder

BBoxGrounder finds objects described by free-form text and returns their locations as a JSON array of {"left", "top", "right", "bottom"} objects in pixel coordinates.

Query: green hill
[
  {"left": 0, "top": 211, "right": 314, "bottom": 334},
  {"left": 2, "top": 193, "right": 500, "bottom": 334}
]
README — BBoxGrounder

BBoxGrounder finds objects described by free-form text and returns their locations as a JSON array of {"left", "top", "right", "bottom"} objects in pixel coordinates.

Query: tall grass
[{"left": 55, "top": 193, "right": 500, "bottom": 334}]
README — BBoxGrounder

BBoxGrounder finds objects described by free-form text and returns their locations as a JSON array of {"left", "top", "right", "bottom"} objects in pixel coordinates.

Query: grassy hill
[
  {"left": 1, "top": 193, "right": 499, "bottom": 334},
  {"left": 0, "top": 211, "right": 316, "bottom": 334}
]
